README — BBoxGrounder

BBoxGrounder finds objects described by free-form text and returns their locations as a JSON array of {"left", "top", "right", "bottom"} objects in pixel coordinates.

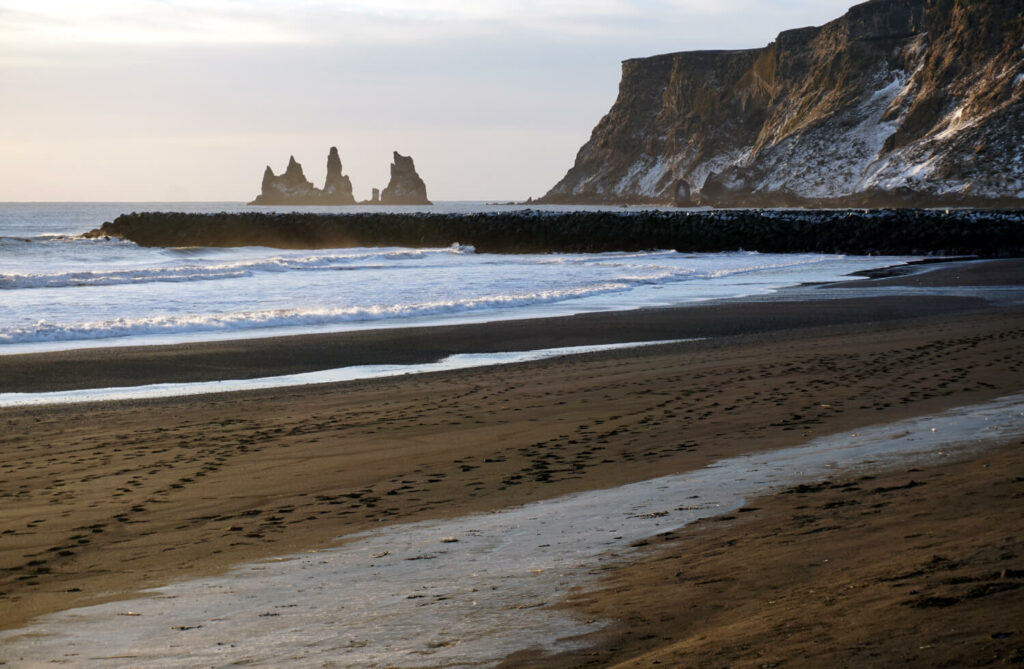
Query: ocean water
[{"left": 0, "top": 202, "right": 916, "bottom": 354}]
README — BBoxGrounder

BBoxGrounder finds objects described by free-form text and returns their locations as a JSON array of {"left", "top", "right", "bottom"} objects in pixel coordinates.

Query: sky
[{"left": 0, "top": 0, "right": 856, "bottom": 202}]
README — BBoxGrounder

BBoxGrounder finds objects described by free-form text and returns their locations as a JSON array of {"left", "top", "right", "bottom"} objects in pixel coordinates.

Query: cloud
[
  {"left": 0, "top": 0, "right": 863, "bottom": 201},
  {"left": 0, "top": 0, "right": 855, "bottom": 53},
  {"left": 0, "top": 0, "right": 300, "bottom": 47}
]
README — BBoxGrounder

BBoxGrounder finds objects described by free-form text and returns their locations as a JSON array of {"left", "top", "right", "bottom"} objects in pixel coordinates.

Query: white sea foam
[
  {"left": 2, "top": 394, "right": 1021, "bottom": 667},
  {"left": 0, "top": 340, "right": 689, "bottom": 407},
  {"left": 0, "top": 246, "right": 473, "bottom": 290},
  {"left": 0, "top": 201, "right": 918, "bottom": 352},
  {"left": 0, "top": 251, "right": 897, "bottom": 348},
  {"left": 0, "top": 281, "right": 682, "bottom": 345}
]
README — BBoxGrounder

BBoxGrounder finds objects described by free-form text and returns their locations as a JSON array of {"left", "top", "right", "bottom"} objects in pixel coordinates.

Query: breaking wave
[
  {"left": 1, "top": 279, "right": 664, "bottom": 344},
  {"left": 0, "top": 245, "right": 476, "bottom": 290}
]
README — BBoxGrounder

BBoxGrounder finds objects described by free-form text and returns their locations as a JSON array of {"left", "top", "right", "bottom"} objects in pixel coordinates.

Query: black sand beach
[{"left": 1, "top": 258, "right": 1021, "bottom": 665}]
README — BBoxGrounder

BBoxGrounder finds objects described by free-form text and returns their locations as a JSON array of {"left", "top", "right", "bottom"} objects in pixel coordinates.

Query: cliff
[
  {"left": 250, "top": 147, "right": 356, "bottom": 205},
  {"left": 539, "top": 0, "right": 1024, "bottom": 208}
]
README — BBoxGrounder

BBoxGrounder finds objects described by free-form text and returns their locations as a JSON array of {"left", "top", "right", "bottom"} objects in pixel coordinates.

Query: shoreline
[
  {"left": 0, "top": 340, "right": 693, "bottom": 407},
  {"left": 0, "top": 251, "right": 914, "bottom": 359},
  {"left": 0, "top": 294, "right": 988, "bottom": 393},
  {"left": 2, "top": 258, "right": 1021, "bottom": 394}
]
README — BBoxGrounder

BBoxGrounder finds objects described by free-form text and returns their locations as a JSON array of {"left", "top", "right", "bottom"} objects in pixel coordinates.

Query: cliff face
[{"left": 539, "top": 0, "right": 1024, "bottom": 207}]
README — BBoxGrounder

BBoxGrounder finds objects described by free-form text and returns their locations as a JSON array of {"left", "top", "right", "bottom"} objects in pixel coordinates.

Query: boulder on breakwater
[{"left": 83, "top": 209, "right": 1024, "bottom": 257}]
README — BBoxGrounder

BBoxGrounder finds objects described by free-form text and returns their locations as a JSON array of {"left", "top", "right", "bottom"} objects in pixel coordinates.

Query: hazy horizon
[{"left": 2, "top": 1, "right": 855, "bottom": 202}]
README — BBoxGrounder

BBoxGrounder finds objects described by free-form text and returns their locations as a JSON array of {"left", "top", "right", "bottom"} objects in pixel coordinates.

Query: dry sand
[{"left": 1, "top": 259, "right": 1022, "bottom": 664}]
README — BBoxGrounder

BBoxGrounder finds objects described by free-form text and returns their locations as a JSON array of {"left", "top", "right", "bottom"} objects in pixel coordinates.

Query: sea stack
[
  {"left": 321, "top": 147, "right": 357, "bottom": 205},
  {"left": 253, "top": 156, "right": 317, "bottom": 204},
  {"left": 250, "top": 147, "right": 356, "bottom": 205},
  {"left": 380, "top": 152, "right": 431, "bottom": 205}
]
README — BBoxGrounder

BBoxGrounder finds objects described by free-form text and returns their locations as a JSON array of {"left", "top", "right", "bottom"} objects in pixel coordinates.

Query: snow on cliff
[{"left": 540, "top": 0, "right": 1024, "bottom": 207}]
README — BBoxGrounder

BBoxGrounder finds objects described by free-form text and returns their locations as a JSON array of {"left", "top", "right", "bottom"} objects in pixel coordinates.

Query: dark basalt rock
[
  {"left": 539, "top": 0, "right": 1024, "bottom": 208},
  {"left": 258, "top": 156, "right": 317, "bottom": 203},
  {"left": 250, "top": 147, "right": 356, "bottom": 205},
  {"left": 380, "top": 152, "right": 431, "bottom": 205},
  {"left": 322, "top": 147, "right": 356, "bottom": 205},
  {"left": 84, "top": 209, "right": 1024, "bottom": 257}
]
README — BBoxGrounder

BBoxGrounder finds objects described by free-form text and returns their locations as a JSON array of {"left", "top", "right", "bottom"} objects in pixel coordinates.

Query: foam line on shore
[
  {"left": 0, "top": 340, "right": 690, "bottom": 407},
  {"left": 3, "top": 394, "right": 1021, "bottom": 666}
]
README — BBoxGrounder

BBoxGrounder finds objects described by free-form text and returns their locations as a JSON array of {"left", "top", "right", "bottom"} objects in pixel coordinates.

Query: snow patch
[
  {"left": 690, "top": 146, "right": 752, "bottom": 193},
  {"left": 754, "top": 69, "right": 908, "bottom": 198},
  {"left": 869, "top": 74, "right": 904, "bottom": 102},
  {"left": 636, "top": 156, "right": 671, "bottom": 194},
  {"left": 872, "top": 155, "right": 940, "bottom": 189},
  {"left": 613, "top": 158, "right": 650, "bottom": 194},
  {"left": 609, "top": 155, "right": 674, "bottom": 197},
  {"left": 934, "top": 103, "right": 976, "bottom": 141}
]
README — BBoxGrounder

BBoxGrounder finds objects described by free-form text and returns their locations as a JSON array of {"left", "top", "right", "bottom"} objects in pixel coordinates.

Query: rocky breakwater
[
  {"left": 84, "top": 209, "right": 1024, "bottom": 257},
  {"left": 539, "top": 0, "right": 1024, "bottom": 208},
  {"left": 250, "top": 147, "right": 356, "bottom": 205},
  {"left": 380, "top": 152, "right": 431, "bottom": 205}
]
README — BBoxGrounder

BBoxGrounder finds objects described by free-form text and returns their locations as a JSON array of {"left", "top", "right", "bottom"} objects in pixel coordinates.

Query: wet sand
[
  {"left": 522, "top": 443, "right": 1024, "bottom": 668},
  {"left": 8, "top": 258, "right": 1024, "bottom": 394},
  {"left": 1, "top": 259, "right": 1022, "bottom": 662}
]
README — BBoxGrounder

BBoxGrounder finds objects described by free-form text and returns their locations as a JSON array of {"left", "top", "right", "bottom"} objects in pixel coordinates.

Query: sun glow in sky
[{"left": 1, "top": 0, "right": 855, "bottom": 201}]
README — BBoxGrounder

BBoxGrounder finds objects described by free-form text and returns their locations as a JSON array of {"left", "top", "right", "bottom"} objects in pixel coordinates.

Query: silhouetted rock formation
[
  {"left": 322, "top": 147, "right": 356, "bottom": 205},
  {"left": 380, "top": 152, "right": 431, "bottom": 204},
  {"left": 540, "top": 0, "right": 1024, "bottom": 208},
  {"left": 250, "top": 147, "right": 356, "bottom": 205},
  {"left": 256, "top": 156, "right": 316, "bottom": 203}
]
